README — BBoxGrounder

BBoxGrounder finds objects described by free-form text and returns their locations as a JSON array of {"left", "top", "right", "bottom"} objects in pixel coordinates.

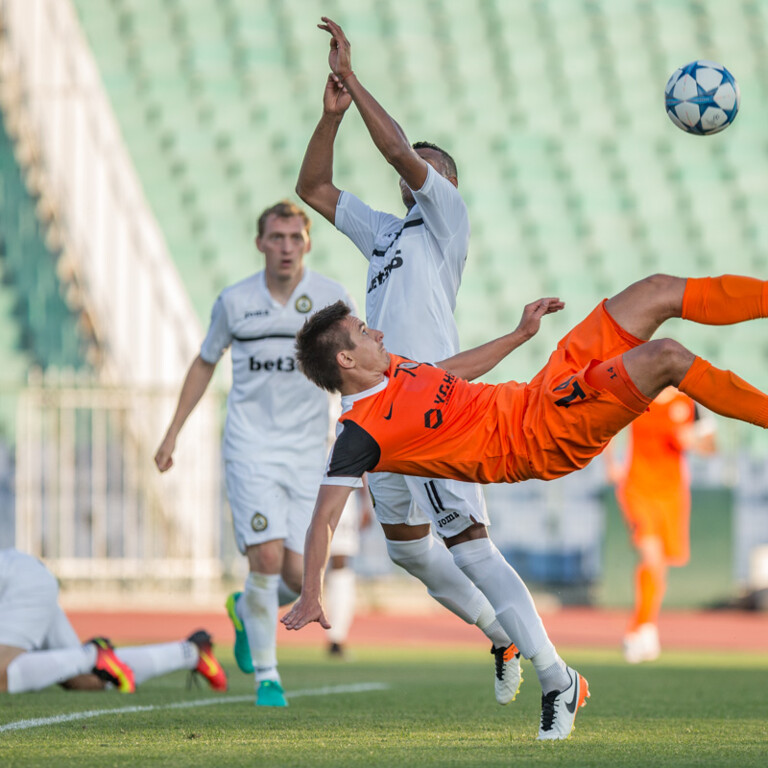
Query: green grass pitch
[{"left": 1, "top": 645, "right": 766, "bottom": 767}]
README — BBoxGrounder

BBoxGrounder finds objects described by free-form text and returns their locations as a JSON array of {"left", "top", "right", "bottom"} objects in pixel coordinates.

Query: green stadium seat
[{"left": 65, "top": 0, "right": 768, "bottom": 418}]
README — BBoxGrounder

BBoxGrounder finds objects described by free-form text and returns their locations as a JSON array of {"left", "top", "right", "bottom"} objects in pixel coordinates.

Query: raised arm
[
  {"left": 281, "top": 484, "right": 354, "bottom": 630},
  {"left": 438, "top": 298, "right": 565, "bottom": 381},
  {"left": 154, "top": 354, "right": 216, "bottom": 472},
  {"left": 295, "top": 74, "right": 352, "bottom": 224},
  {"left": 318, "top": 17, "right": 430, "bottom": 193}
]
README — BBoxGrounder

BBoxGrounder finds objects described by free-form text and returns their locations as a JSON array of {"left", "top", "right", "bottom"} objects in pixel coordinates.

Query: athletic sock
[
  {"left": 678, "top": 357, "right": 768, "bottom": 428},
  {"left": 385, "top": 535, "right": 510, "bottom": 647},
  {"left": 682, "top": 275, "right": 768, "bottom": 325},
  {"left": 277, "top": 578, "right": 300, "bottom": 607},
  {"left": 475, "top": 604, "right": 513, "bottom": 650},
  {"left": 115, "top": 641, "right": 197, "bottom": 686},
  {"left": 528, "top": 644, "right": 571, "bottom": 695},
  {"left": 632, "top": 563, "right": 666, "bottom": 629},
  {"left": 449, "top": 538, "right": 550, "bottom": 661},
  {"left": 6, "top": 644, "right": 97, "bottom": 693},
  {"left": 242, "top": 571, "right": 280, "bottom": 683},
  {"left": 324, "top": 566, "right": 356, "bottom": 645}
]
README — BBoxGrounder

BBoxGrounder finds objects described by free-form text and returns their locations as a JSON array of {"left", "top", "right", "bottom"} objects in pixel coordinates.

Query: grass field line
[{"left": 0, "top": 682, "right": 390, "bottom": 734}]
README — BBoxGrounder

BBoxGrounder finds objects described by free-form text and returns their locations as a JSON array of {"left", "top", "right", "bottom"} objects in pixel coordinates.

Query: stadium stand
[
  {"left": 66, "top": 0, "right": 768, "bottom": 401},
  {"left": 0, "top": 113, "right": 92, "bottom": 439},
  {"left": 4, "top": 0, "right": 768, "bottom": 599}
]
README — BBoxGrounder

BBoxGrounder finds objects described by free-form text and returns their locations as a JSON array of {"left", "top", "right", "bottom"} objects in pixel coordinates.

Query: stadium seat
[{"left": 65, "top": 0, "right": 768, "bottom": 440}]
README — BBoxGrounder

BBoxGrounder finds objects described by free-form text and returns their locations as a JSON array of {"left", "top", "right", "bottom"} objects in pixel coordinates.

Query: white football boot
[
  {"left": 492, "top": 643, "right": 523, "bottom": 704},
  {"left": 623, "top": 623, "right": 661, "bottom": 664},
  {"left": 537, "top": 666, "right": 590, "bottom": 741}
]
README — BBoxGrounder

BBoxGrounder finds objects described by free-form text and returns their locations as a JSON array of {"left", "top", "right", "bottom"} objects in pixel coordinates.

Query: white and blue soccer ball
[{"left": 664, "top": 60, "right": 740, "bottom": 135}]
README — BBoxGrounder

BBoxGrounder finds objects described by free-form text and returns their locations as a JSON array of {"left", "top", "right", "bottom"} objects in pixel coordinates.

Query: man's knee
[
  {"left": 646, "top": 338, "right": 694, "bottom": 381},
  {"left": 246, "top": 540, "right": 284, "bottom": 574}
]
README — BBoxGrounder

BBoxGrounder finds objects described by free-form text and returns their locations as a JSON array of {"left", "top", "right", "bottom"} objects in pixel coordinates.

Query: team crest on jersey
[
  {"left": 251, "top": 513, "right": 268, "bottom": 532},
  {"left": 295, "top": 295, "right": 312, "bottom": 313}
]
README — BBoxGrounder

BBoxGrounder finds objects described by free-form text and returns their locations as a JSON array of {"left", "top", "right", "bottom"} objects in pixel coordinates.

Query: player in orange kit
[
  {"left": 610, "top": 388, "right": 716, "bottom": 663},
  {"left": 284, "top": 271, "right": 768, "bottom": 739}
]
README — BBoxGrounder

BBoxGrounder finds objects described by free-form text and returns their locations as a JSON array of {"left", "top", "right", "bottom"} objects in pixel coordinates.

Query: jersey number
[{"left": 553, "top": 376, "right": 586, "bottom": 408}]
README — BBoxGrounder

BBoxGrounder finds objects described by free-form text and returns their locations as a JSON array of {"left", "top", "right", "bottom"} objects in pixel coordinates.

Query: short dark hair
[
  {"left": 412, "top": 141, "right": 458, "bottom": 180},
  {"left": 256, "top": 200, "right": 311, "bottom": 238},
  {"left": 295, "top": 301, "right": 354, "bottom": 392}
]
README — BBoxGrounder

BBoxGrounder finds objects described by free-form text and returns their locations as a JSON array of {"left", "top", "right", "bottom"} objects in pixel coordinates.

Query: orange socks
[
  {"left": 632, "top": 562, "right": 665, "bottom": 629},
  {"left": 682, "top": 276, "right": 768, "bottom": 325},
  {"left": 679, "top": 357, "right": 768, "bottom": 428}
]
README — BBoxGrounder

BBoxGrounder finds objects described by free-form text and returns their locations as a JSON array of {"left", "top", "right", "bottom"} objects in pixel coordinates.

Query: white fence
[{"left": 14, "top": 377, "right": 224, "bottom": 595}]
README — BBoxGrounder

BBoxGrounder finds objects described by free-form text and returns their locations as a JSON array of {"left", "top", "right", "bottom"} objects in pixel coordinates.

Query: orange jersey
[
  {"left": 325, "top": 301, "right": 651, "bottom": 486},
  {"left": 617, "top": 389, "right": 697, "bottom": 563}
]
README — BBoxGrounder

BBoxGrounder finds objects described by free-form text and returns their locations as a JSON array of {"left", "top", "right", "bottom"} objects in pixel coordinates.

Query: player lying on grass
[
  {"left": 0, "top": 548, "right": 227, "bottom": 694},
  {"left": 282, "top": 272, "right": 768, "bottom": 740}
]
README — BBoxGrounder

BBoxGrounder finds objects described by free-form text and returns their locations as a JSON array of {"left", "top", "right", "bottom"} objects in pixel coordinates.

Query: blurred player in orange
[{"left": 610, "top": 388, "right": 716, "bottom": 663}]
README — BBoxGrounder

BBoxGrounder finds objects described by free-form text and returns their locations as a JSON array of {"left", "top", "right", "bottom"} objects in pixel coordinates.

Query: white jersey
[
  {"left": 200, "top": 269, "right": 354, "bottom": 464},
  {"left": 335, "top": 163, "right": 469, "bottom": 362}
]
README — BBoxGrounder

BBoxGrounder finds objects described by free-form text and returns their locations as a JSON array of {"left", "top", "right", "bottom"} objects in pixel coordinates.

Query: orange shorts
[
  {"left": 618, "top": 479, "right": 691, "bottom": 565},
  {"left": 522, "top": 300, "right": 652, "bottom": 480}
]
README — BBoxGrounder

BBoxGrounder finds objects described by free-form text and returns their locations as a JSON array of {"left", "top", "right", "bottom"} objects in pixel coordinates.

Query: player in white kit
[
  {"left": 155, "top": 201, "right": 358, "bottom": 706},
  {"left": 0, "top": 548, "right": 226, "bottom": 694},
  {"left": 297, "top": 18, "right": 576, "bottom": 725}
]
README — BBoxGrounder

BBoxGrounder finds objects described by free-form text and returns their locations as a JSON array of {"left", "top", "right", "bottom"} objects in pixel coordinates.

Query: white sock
[
  {"left": 277, "top": 577, "right": 300, "bottom": 607},
  {"left": 475, "top": 602, "right": 512, "bottom": 649},
  {"left": 386, "top": 535, "right": 506, "bottom": 644},
  {"left": 450, "top": 538, "right": 553, "bottom": 662},
  {"left": 242, "top": 571, "right": 280, "bottom": 683},
  {"left": 529, "top": 643, "right": 570, "bottom": 695},
  {"left": 115, "top": 641, "right": 198, "bottom": 686},
  {"left": 6, "top": 644, "right": 97, "bottom": 693},
  {"left": 324, "top": 566, "right": 356, "bottom": 645}
]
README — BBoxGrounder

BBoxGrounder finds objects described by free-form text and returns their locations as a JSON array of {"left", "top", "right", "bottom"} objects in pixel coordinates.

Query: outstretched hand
[
  {"left": 318, "top": 17, "right": 353, "bottom": 78},
  {"left": 516, "top": 297, "right": 565, "bottom": 340},
  {"left": 281, "top": 594, "right": 331, "bottom": 631}
]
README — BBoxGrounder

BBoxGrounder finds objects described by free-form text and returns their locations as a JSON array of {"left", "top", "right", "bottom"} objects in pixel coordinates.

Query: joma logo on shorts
[
  {"left": 367, "top": 254, "right": 403, "bottom": 293},
  {"left": 436, "top": 511, "right": 459, "bottom": 527},
  {"left": 249, "top": 356, "right": 296, "bottom": 372}
]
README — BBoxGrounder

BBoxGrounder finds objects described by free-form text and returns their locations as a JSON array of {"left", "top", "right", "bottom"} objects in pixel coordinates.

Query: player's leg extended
[
  {"left": 374, "top": 473, "right": 519, "bottom": 704},
  {"left": 115, "top": 631, "right": 226, "bottom": 690},
  {"left": 604, "top": 273, "right": 768, "bottom": 341},
  {"left": 619, "top": 339, "right": 768, "bottom": 427},
  {"left": 448, "top": 528, "right": 589, "bottom": 740}
]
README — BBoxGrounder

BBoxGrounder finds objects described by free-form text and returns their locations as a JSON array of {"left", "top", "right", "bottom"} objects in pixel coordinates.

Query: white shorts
[
  {"left": 330, "top": 492, "right": 361, "bottom": 558},
  {"left": 225, "top": 460, "right": 322, "bottom": 555},
  {"left": 0, "top": 549, "right": 81, "bottom": 651},
  {"left": 368, "top": 473, "right": 490, "bottom": 538}
]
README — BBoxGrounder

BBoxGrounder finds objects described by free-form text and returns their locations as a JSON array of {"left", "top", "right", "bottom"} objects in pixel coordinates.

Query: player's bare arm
[
  {"left": 318, "top": 17, "right": 430, "bottom": 192},
  {"left": 281, "top": 484, "right": 353, "bottom": 631},
  {"left": 295, "top": 73, "right": 352, "bottom": 224},
  {"left": 154, "top": 355, "right": 216, "bottom": 472},
  {"left": 438, "top": 298, "right": 564, "bottom": 381}
]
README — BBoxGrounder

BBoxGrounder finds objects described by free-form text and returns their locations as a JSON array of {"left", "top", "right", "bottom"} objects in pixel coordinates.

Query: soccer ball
[{"left": 664, "top": 60, "right": 740, "bottom": 135}]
